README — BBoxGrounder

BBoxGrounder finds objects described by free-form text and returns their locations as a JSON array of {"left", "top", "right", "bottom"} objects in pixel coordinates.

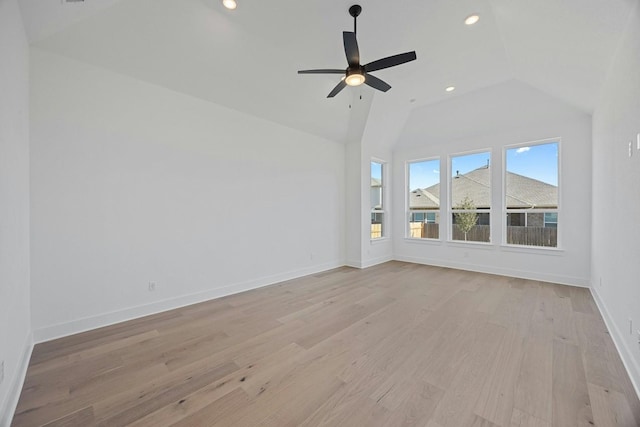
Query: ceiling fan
[{"left": 298, "top": 4, "right": 417, "bottom": 98}]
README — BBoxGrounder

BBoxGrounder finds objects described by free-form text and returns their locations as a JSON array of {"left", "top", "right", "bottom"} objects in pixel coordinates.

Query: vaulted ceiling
[{"left": 18, "top": 0, "right": 637, "bottom": 143}]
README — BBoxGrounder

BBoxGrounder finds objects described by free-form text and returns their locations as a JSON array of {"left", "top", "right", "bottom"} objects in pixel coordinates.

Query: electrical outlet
[
  {"left": 148, "top": 282, "right": 156, "bottom": 292},
  {"left": 629, "top": 318, "right": 633, "bottom": 335},
  {"left": 0, "top": 360, "right": 4, "bottom": 385}
]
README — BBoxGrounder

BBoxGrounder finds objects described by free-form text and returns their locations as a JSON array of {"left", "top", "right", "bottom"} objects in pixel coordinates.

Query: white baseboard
[
  {"left": 33, "top": 260, "right": 343, "bottom": 344},
  {"left": 361, "top": 254, "right": 394, "bottom": 269},
  {"left": 393, "top": 255, "right": 590, "bottom": 288},
  {"left": 346, "top": 254, "right": 393, "bottom": 269},
  {"left": 345, "top": 259, "right": 363, "bottom": 268},
  {"left": 0, "top": 332, "right": 33, "bottom": 427},
  {"left": 590, "top": 286, "right": 640, "bottom": 401}
]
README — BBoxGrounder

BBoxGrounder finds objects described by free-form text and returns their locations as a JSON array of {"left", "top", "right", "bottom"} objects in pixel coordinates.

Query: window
[
  {"left": 505, "top": 141, "right": 559, "bottom": 247},
  {"left": 371, "top": 161, "right": 386, "bottom": 239},
  {"left": 450, "top": 152, "right": 491, "bottom": 242},
  {"left": 408, "top": 159, "right": 440, "bottom": 239},
  {"left": 544, "top": 212, "right": 558, "bottom": 228}
]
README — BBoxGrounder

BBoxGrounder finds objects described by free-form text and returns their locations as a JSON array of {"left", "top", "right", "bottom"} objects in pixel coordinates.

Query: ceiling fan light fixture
[
  {"left": 222, "top": 0, "right": 237, "bottom": 10},
  {"left": 464, "top": 14, "right": 479, "bottom": 25},
  {"left": 345, "top": 72, "right": 365, "bottom": 86}
]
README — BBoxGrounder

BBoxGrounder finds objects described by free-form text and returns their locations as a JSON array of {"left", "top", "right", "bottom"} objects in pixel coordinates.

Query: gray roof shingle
[{"left": 409, "top": 166, "right": 557, "bottom": 209}]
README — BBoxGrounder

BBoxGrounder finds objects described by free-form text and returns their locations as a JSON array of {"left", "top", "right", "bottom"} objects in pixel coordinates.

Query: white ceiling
[{"left": 19, "top": 0, "right": 637, "bottom": 144}]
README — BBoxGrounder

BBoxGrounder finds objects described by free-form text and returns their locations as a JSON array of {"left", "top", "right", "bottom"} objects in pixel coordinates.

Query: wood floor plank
[
  {"left": 552, "top": 339, "right": 594, "bottom": 426},
  {"left": 10, "top": 261, "right": 639, "bottom": 427},
  {"left": 95, "top": 361, "right": 238, "bottom": 426},
  {"left": 588, "top": 383, "right": 638, "bottom": 427},
  {"left": 381, "top": 380, "right": 444, "bottom": 427},
  {"left": 510, "top": 408, "right": 550, "bottom": 427},
  {"left": 474, "top": 328, "right": 525, "bottom": 426},
  {"left": 41, "top": 406, "right": 95, "bottom": 427},
  {"left": 166, "top": 387, "right": 252, "bottom": 427},
  {"left": 512, "top": 283, "right": 554, "bottom": 423},
  {"left": 430, "top": 322, "right": 506, "bottom": 427}
]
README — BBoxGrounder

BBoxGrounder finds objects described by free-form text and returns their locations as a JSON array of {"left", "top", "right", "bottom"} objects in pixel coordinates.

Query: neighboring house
[
  {"left": 371, "top": 177, "right": 382, "bottom": 210},
  {"left": 409, "top": 165, "right": 558, "bottom": 227}
]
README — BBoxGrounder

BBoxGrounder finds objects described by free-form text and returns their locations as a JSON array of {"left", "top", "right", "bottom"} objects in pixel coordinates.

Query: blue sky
[
  {"left": 371, "top": 161, "right": 382, "bottom": 180},
  {"left": 409, "top": 159, "right": 440, "bottom": 190},
  {"left": 408, "top": 142, "right": 558, "bottom": 190},
  {"left": 506, "top": 142, "right": 558, "bottom": 186}
]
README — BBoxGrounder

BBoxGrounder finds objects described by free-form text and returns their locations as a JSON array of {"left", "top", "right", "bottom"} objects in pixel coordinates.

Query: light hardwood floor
[{"left": 12, "top": 262, "right": 640, "bottom": 426}]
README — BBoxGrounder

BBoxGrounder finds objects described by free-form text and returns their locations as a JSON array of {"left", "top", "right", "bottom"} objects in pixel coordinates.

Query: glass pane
[
  {"left": 408, "top": 159, "right": 440, "bottom": 239},
  {"left": 371, "top": 212, "right": 384, "bottom": 239},
  {"left": 451, "top": 152, "right": 491, "bottom": 211},
  {"left": 505, "top": 142, "right": 558, "bottom": 208},
  {"left": 506, "top": 212, "right": 557, "bottom": 247},
  {"left": 371, "top": 161, "right": 383, "bottom": 210},
  {"left": 450, "top": 152, "right": 491, "bottom": 242},
  {"left": 507, "top": 212, "right": 525, "bottom": 226},
  {"left": 451, "top": 212, "right": 490, "bottom": 242},
  {"left": 411, "top": 212, "right": 425, "bottom": 222},
  {"left": 371, "top": 161, "right": 384, "bottom": 239},
  {"left": 505, "top": 142, "right": 559, "bottom": 247},
  {"left": 409, "top": 211, "right": 439, "bottom": 239}
]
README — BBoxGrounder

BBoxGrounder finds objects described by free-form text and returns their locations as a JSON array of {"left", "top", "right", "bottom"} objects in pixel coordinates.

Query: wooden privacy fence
[
  {"left": 452, "top": 224, "right": 490, "bottom": 242},
  {"left": 506, "top": 226, "right": 557, "bottom": 247},
  {"left": 409, "top": 223, "right": 557, "bottom": 247},
  {"left": 371, "top": 223, "right": 382, "bottom": 239},
  {"left": 410, "top": 223, "right": 439, "bottom": 239}
]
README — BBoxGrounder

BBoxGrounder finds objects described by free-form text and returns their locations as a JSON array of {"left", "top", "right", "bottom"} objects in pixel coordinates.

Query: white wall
[
  {"left": 30, "top": 49, "right": 345, "bottom": 341},
  {"left": 357, "top": 96, "right": 411, "bottom": 268},
  {"left": 0, "top": 0, "right": 32, "bottom": 424},
  {"left": 591, "top": 1, "right": 640, "bottom": 394},
  {"left": 393, "top": 81, "right": 592, "bottom": 286}
]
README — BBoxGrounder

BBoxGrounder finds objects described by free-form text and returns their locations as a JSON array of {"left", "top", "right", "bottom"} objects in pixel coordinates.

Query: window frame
[
  {"left": 448, "top": 149, "right": 493, "bottom": 244},
  {"left": 502, "top": 138, "right": 561, "bottom": 249},
  {"left": 406, "top": 157, "right": 441, "bottom": 241}
]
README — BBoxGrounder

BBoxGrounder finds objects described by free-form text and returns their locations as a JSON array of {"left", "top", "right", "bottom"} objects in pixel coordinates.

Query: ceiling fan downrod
[{"left": 349, "top": 4, "right": 362, "bottom": 36}]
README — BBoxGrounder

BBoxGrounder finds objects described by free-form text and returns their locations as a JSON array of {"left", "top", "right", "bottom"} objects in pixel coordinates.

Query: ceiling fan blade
[
  {"left": 327, "top": 80, "right": 347, "bottom": 98},
  {"left": 364, "top": 73, "right": 391, "bottom": 92},
  {"left": 298, "top": 69, "right": 345, "bottom": 74},
  {"left": 343, "top": 31, "right": 360, "bottom": 67},
  {"left": 364, "top": 51, "right": 417, "bottom": 73}
]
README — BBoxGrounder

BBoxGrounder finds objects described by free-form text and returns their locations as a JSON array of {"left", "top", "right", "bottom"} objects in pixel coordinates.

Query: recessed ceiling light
[
  {"left": 445, "top": 86, "right": 456, "bottom": 92},
  {"left": 222, "top": 0, "right": 237, "bottom": 10},
  {"left": 464, "top": 14, "right": 479, "bottom": 25}
]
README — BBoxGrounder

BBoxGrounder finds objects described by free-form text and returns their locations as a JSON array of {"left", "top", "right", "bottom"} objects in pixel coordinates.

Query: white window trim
[
  {"left": 502, "top": 137, "right": 562, "bottom": 249},
  {"left": 405, "top": 157, "right": 442, "bottom": 241},
  {"left": 448, "top": 149, "right": 493, "bottom": 244}
]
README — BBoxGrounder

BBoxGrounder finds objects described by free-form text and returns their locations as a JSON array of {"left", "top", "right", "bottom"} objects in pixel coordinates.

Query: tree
[{"left": 454, "top": 196, "right": 478, "bottom": 241}]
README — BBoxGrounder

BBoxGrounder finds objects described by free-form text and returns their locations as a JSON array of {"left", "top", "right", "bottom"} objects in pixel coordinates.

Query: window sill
[
  {"left": 403, "top": 237, "right": 443, "bottom": 245},
  {"left": 500, "top": 244, "right": 564, "bottom": 256},
  {"left": 446, "top": 240, "right": 495, "bottom": 250},
  {"left": 370, "top": 237, "right": 391, "bottom": 245}
]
